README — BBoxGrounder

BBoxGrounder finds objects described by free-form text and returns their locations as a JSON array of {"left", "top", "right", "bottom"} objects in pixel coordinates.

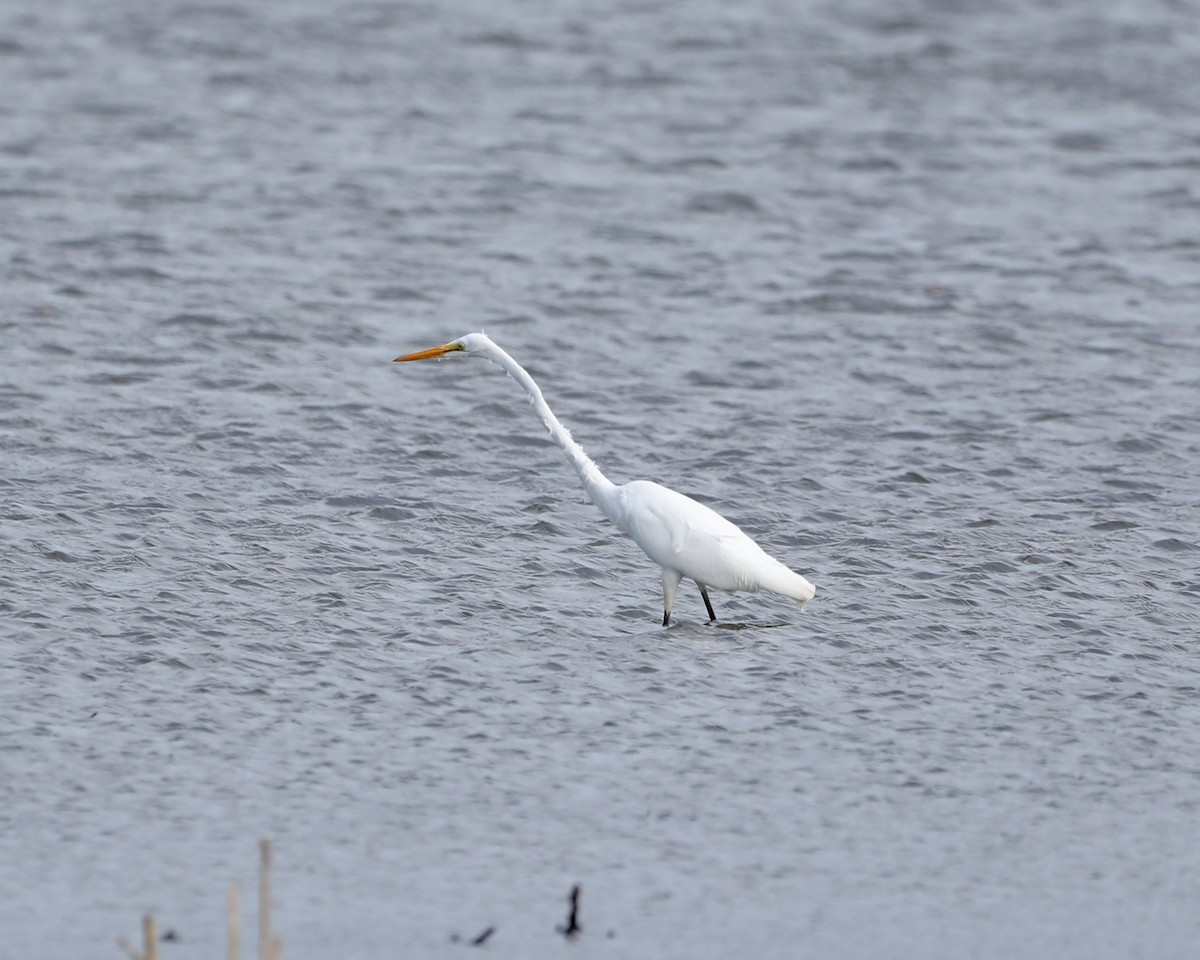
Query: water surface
[{"left": 2, "top": 1, "right": 1199, "bottom": 958}]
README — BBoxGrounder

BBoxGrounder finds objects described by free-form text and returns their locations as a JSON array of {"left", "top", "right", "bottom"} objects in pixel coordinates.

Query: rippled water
[{"left": 3, "top": 1, "right": 1199, "bottom": 957}]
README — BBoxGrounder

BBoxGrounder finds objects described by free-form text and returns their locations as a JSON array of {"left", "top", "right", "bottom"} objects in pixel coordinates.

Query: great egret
[{"left": 394, "top": 333, "right": 816, "bottom": 625}]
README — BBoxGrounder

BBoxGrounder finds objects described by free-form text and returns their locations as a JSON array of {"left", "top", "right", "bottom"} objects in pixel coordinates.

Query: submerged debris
[{"left": 557, "top": 884, "right": 582, "bottom": 939}]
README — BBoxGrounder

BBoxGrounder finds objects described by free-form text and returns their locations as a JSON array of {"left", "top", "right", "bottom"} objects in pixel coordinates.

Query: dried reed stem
[
  {"left": 117, "top": 936, "right": 141, "bottom": 960},
  {"left": 258, "top": 839, "right": 272, "bottom": 960},
  {"left": 227, "top": 884, "right": 241, "bottom": 960},
  {"left": 143, "top": 914, "right": 158, "bottom": 960}
]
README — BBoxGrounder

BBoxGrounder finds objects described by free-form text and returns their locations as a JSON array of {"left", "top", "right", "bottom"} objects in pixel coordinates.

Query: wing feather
[{"left": 617, "top": 480, "right": 783, "bottom": 592}]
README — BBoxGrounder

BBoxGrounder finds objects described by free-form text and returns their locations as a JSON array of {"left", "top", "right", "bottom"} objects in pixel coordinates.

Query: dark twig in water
[
  {"left": 470, "top": 926, "right": 495, "bottom": 946},
  {"left": 557, "top": 885, "right": 582, "bottom": 938},
  {"left": 450, "top": 926, "right": 495, "bottom": 946}
]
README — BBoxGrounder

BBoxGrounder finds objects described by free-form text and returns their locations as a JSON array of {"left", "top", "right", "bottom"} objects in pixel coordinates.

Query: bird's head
[{"left": 393, "top": 332, "right": 493, "bottom": 363}]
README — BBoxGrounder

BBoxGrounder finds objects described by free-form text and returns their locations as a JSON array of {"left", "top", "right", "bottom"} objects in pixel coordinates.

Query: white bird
[{"left": 394, "top": 333, "right": 815, "bottom": 625}]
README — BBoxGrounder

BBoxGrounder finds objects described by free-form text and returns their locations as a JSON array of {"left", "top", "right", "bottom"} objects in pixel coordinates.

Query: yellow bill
[{"left": 393, "top": 342, "right": 464, "bottom": 362}]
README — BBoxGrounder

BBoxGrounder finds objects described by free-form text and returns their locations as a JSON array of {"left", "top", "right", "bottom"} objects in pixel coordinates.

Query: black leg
[
  {"left": 662, "top": 610, "right": 671, "bottom": 627},
  {"left": 699, "top": 585, "right": 716, "bottom": 622}
]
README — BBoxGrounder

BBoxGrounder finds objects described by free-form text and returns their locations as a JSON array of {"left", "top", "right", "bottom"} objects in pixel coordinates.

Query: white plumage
[{"left": 395, "top": 332, "right": 815, "bottom": 625}]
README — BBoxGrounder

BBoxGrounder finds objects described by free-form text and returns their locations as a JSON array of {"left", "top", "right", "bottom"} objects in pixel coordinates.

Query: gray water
[{"left": 3, "top": 1, "right": 1199, "bottom": 957}]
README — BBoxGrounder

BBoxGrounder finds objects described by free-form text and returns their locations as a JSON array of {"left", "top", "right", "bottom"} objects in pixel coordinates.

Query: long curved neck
[{"left": 477, "top": 337, "right": 622, "bottom": 521}]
